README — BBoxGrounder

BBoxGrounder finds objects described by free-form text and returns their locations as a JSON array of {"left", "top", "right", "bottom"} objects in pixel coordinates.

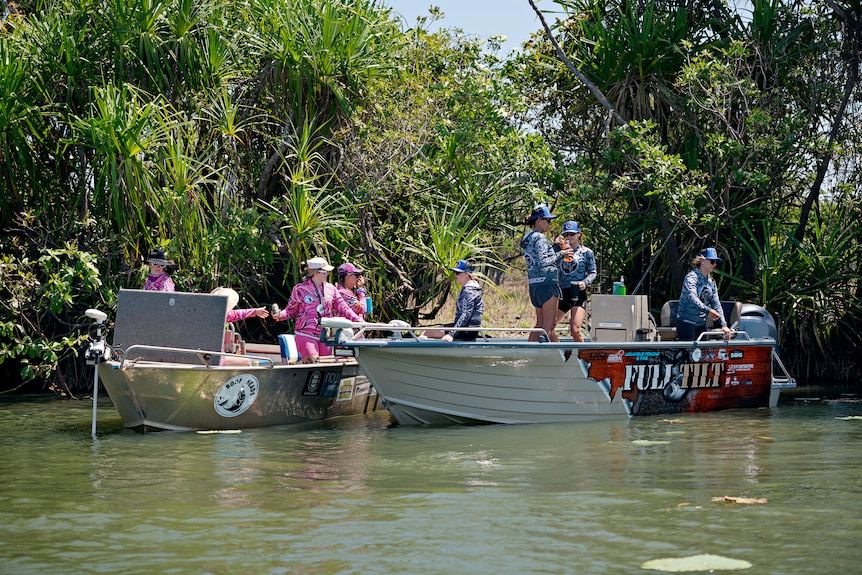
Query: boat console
[
  {"left": 589, "top": 294, "right": 656, "bottom": 342},
  {"left": 113, "top": 289, "right": 230, "bottom": 364}
]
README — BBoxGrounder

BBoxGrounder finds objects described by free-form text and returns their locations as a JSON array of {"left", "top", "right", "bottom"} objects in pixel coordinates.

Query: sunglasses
[
  {"left": 563, "top": 232, "right": 576, "bottom": 237},
  {"left": 349, "top": 272, "right": 363, "bottom": 277},
  {"left": 708, "top": 259, "right": 719, "bottom": 265},
  {"left": 315, "top": 269, "right": 329, "bottom": 274}
]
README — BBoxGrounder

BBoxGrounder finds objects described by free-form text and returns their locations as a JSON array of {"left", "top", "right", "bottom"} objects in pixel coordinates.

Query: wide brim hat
[
  {"left": 699, "top": 247, "right": 723, "bottom": 263},
  {"left": 146, "top": 248, "right": 174, "bottom": 267},
  {"left": 210, "top": 287, "right": 240, "bottom": 310},
  {"left": 451, "top": 259, "right": 474, "bottom": 274},
  {"left": 305, "top": 257, "right": 334, "bottom": 272}
]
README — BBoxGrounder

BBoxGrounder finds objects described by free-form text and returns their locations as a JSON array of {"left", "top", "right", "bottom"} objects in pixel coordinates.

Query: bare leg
[
  {"left": 541, "top": 297, "right": 560, "bottom": 342},
  {"left": 570, "top": 306, "right": 586, "bottom": 342},
  {"left": 529, "top": 307, "right": 544, "bottom": 342}
]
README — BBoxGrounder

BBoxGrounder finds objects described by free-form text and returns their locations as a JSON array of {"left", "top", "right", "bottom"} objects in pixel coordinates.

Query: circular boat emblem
[
  {"left": 214, "top": 374, "right": 260, "bottom": 417},
  {"left": 690, "top": 348, "right": 702, "bottom": 362}
]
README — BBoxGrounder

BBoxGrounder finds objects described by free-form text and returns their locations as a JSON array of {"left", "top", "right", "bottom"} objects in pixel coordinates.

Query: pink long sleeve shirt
[
  {"left": 281, "top": 279, "right": 362, "bottom": 339},
  {"left": 225, "top": 308, "right": 259, "bottom": 323},
  {"left": 143, "top": 273, "right": 175, "bottom": 292},
  {"left": 335, "top": 283, "right": 367, "bottom": 317}
]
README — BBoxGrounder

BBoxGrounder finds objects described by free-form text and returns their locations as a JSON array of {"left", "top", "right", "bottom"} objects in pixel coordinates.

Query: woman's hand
[{"left": 254, "top": 307, "right": 270, "bottom": 319}]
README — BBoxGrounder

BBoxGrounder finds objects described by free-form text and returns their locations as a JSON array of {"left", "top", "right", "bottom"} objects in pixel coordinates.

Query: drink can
[{"left": 365, "top": 296, "right": 373, "bottom": 315}]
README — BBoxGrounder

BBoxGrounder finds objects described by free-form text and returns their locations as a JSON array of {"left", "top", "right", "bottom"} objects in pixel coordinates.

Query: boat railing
[
  {"left": 118, "top": 344, "right": 276, "bottom": 369},
  {"left": 319, "top": 318, "right": 549, "bottom": 343},
  {"left": 771, "top": 348, "right": 797, "bottom": 389},
  {"left": 695, "top": 329, "right": 750, "bottom": 341}
]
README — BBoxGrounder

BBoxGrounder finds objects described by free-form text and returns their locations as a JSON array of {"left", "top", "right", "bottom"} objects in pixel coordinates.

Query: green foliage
[
  {"left": 3, "top": 0, "right": 862, "bottom": 391},
  {"left": 0, "top": 237, "right": 104, "bottom": 385},
  {"left": 731, "top": 212, "right": 862, "bottom": 356}
]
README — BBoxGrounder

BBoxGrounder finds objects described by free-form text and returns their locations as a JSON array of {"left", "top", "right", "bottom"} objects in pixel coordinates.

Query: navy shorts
[
  {"left": 676, "top": 319, "right": 705, "bottom": 340},
  {"left": 558, "top": 285, "right": 587, "bottom": 313},
  {"left": 529, "top": 281, "right": 562, "bottom": 308}
]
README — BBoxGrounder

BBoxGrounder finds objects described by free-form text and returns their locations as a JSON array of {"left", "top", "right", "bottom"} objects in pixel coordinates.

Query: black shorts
[
  {"left": 444, "top": 323, "right": 479, "bottom": 341},
  {"left": 453, "top": 331, "right": 478, "bottom": 342},
  {"left": 558, "top": 285, "right": 587, "bottom": 313},
  {"left": 529, "top": 281, "right": 562, "bottom": 308}
]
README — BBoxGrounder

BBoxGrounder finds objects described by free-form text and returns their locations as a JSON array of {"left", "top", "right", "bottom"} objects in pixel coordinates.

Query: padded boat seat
[
  {"left": 710, "top": 301, "right": 743, "bottom": 330},
  {"left": 656, "top": 300, "right": 743, "bottom": 341},
  {"left": 657, "top": 300, "right": 679, "bottom": 341}
]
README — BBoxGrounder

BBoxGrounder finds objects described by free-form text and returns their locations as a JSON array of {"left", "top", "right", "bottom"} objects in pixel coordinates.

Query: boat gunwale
[{"left": 336, "top": 336, "right": 778, "bottom": 350}]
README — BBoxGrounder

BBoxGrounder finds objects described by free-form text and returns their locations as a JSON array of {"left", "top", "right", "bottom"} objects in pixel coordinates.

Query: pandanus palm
[{"left": 241, "top": 0, "right": 402, "bottom": 200}]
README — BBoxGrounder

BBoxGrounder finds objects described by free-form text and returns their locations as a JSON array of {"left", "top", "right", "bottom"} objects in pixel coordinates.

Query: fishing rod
[{"left": 631, "top": 221, "right": 680, "bottom": 296}]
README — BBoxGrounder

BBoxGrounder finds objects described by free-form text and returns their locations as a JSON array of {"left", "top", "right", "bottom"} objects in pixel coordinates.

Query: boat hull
[
  {"left": 99, "top": 360, "right": 379, "bottom": 432},
  {"left": 347, "top": 339, "right": 787, "bottom": 425}
]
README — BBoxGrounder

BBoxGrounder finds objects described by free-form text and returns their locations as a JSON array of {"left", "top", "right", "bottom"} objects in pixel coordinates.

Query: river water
[{"left": 1, "top": 391, "right": 860, "bottom": 575}]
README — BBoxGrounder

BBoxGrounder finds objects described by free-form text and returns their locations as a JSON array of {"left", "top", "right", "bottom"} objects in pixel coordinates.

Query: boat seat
[
  {"left": 656, "top": 300, "right": 679, "bottom": 341},
  {"left": 709, "top": 301, "right": 743, "bottom": 330}
]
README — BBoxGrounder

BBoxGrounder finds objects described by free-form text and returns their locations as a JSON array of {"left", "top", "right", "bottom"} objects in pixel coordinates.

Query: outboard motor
[
  {"left": 737, "top": 303, "right": 779, "bottom": 342},
  {"left": 738, "top": 303, "right": 796, "bottom": 396}
]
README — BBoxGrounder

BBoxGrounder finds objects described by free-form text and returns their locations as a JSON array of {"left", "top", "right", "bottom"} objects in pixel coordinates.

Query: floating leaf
[
  {"left": 711, "top": 495, "right": 767, "bottom": 504},
  {"left": 632, "top": 439, "right": 670, "bottom": 446},
  {"left": 641, "top": 553, "right": 752, "bottom": 572},
  {"left": 834, "top": 416, "right": 862, "bottom": 420},
  {"left": 660, "top": 418, "right": 686, "bottom": 423}
]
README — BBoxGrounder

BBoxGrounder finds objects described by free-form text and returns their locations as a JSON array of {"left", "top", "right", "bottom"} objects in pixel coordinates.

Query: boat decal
[
  {"left": 579, "top": 346, "right": 772, "bottom": 416},
  {"left": 302, "top": 368, "right": 344, "bottom": 398},
  {"left": 214, "top": 374, "right": 260, "bottom": 417},
  {"left": 355, "top": 380, "right": 371, "bottom": 396},
  {"left": 337, "top": 377, "right": 355, "bottom": 401}
]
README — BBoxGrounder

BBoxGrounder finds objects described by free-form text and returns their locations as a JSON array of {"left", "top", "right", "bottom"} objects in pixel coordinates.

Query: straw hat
[{"left": 210, "top": 287, "right": 240, "bottom": 310}]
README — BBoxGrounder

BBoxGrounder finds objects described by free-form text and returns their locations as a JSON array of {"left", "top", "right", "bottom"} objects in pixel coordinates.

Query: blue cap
[
  {"left": 451, "top": 260, "right": 474, "bottom": 274},
  {"left": 529, "top": 204, "right": 558, "bottom": 222},
  {"left": 699, "top": 247, "right": 723, "bottom": 263},
  {"left": 562, "top": 221, "right": 580, "bottom": 234}
]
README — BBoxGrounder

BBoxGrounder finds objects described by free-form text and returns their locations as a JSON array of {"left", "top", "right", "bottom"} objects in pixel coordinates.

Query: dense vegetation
[{"left": 1, "top": 0, "right": 860, "bottom": 395}]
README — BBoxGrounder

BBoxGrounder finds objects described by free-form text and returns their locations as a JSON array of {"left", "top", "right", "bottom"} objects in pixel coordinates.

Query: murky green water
[{"left": 1, "top": 392, "right": 860, "bottom": 574}]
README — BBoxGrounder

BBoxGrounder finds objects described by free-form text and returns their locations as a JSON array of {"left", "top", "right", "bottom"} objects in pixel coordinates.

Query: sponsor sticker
[{"left": 214, "top": 374, "right": 260, "bottom": 417}]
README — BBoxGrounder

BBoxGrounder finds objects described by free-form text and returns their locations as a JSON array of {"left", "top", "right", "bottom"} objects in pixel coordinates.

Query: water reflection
[{"left": 1, "top": 394, "right": 860, "bottom": 574}]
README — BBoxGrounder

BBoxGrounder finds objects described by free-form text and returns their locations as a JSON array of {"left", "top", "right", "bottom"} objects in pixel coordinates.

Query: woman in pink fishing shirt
[
  {"left": 210, "top": 287, "right": 269, "bottom": 323},
  {"left": 143, "top": 249, "right": 176, "bottom": 292},
  {"left": 275, "top": 257, "right": 362, "bottom": 363},
  {"left": 335, "top": 262, "right": 368, "bottom": 318}
]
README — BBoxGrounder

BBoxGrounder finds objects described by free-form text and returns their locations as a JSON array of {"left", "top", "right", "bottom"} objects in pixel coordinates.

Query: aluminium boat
[
  {"left": 320, "top": 295, "right": 795, "bottom": 426},
  {"left": 88, "top": 289, "right": 379, "bottom": 432}
]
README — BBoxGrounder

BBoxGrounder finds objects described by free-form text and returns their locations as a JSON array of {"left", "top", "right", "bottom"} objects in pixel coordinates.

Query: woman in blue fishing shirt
[
  {"left": 554, "top": 220, "right": 596, "bottom": 342},
  {"left": 426, "top": 260, "right": 484, "bottom": 342},
  {"left": 520, "top": 204, "right": 573, "bottom": 342},
  {"left": 676, "top": 247, "right": 732, "bottom": 341}
]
